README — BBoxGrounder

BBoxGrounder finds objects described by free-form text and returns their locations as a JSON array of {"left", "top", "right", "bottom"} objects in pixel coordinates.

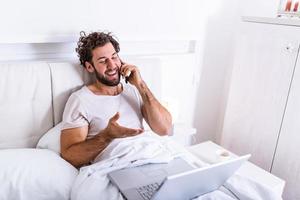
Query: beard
[{"left": 92, "top": 65, "right": 121, "bottom": 87}]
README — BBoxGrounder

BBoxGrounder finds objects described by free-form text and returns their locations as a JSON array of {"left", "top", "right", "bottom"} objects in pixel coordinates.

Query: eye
[
  {"left": 99, "top": 59, "right": 106, "bottom": 64},
  {"left": 112, "top": 56, "right": 118, "bottom": 60}
]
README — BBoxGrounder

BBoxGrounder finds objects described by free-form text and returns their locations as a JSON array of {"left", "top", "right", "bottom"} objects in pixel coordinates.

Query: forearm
[
  {"left": 61, "top": 131, "right": 112, "bottom": 168},
  {"left": 136, "top": 81, "right": 172, "bottom": 135}
]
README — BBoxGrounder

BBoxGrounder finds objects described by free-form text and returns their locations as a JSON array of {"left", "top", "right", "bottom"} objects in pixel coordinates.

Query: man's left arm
[
  {"left": 120, "top": 63, "right": 172, "bottom": 135},
  {"left": 136, "top": 80, "right": 172, "bottom": 135}
]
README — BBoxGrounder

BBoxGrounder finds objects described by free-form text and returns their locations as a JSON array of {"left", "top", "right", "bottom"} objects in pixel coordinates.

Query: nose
[{"left": 106, "top": 58, "right": 115, "bottom": 69}]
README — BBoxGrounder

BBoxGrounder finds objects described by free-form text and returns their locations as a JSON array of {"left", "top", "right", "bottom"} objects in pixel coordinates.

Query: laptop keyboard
[{"left": 137, "top": 182, "right": 160, "bottom": 200}]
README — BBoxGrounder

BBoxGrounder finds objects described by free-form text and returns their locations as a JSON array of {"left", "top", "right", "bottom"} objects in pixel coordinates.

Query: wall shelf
[{"left": 242, "top": 16, "right": 300, "bottom": 27}]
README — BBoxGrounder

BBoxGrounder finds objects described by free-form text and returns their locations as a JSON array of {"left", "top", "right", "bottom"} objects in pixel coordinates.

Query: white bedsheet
[{"left": 71, "top": 132, "right": 282, "bottom": 200}]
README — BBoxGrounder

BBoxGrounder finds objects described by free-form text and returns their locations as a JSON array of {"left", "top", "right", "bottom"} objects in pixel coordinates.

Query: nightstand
[{"left": 187, "top": 141, "right": 285, "bottom": 197}]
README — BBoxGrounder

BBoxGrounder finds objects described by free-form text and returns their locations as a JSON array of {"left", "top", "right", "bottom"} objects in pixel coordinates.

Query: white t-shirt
[{"left": 62, "top": 84, "right": 144, "bottom": 139}]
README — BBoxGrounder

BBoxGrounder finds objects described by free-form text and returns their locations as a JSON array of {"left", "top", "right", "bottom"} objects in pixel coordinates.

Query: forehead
[{"left": 92, "top": 42, "right": 116, "bottom": 59}]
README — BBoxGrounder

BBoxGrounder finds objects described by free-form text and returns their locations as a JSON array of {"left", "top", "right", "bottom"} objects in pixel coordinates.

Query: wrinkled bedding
[{"left": 71, "top": 132, "right": 282, "bottom": 200}]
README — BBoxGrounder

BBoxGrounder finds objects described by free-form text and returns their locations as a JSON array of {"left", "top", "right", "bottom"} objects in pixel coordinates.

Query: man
[{"left": 60, "top": 31, "right": 172, "bottom": 168}]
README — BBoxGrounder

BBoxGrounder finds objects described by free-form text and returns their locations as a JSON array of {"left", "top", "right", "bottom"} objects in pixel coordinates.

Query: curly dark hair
[{"left": 75, "top": 31, "right": 120, "bottom": 67}]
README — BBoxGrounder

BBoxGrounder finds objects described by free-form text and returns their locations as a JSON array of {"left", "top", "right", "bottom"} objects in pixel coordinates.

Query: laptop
[{"left": 108, "top": 155, "right": 250, "bottom": 200}]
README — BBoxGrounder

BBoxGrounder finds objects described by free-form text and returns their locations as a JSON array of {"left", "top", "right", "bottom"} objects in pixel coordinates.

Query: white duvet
[{"left": 71, "top": 132, "right": 282, "bottom": 200}]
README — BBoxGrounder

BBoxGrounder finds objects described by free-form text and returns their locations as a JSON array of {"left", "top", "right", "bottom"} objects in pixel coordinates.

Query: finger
[
  {"left": 109, "top": 112, "right": 120, "bottom": 123},
  {"left": 134, "top": 129, "right": 144, "bottom": 135},
  {"left": 121, "top": 64, "right": 135, "bottom": 75},
  {"left": 124, "top": 127, "right": 143, "bottom": 136},
  {"left": 120, "top": 64, "right": 129, "bottom": 76},
  {"left": 124, "top": 69, "right": 131, "bottom": 78},
  {"left": 136, "top": 128, "right": 144, "bottom": 133},
  {"left": 120, "top": 66, "right": 132, "bottom": 84}
]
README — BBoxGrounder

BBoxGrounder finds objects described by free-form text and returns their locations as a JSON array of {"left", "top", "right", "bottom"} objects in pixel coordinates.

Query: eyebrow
[{"left": 96, "top": 52, "right": 117, "bottom": 61}]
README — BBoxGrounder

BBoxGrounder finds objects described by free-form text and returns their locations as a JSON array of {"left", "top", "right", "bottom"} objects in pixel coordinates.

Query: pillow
[
  {"left": 0, "top": 149, "right": 78, "bottom": 200},
  {"left": 37, "top": 122, "right": 63, "bottom": 154}
]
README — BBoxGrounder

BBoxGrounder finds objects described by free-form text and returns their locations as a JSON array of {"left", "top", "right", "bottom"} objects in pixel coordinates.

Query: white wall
[
  {"left": 0, "top": 0, "right": 218, "bottom": 129},
  {"left": 192, "top": 0, "right": 284, "bottom": 144},
  {"left": 0, "top": 0, "right": 204, "bottom": 42},
  {"left": 192, "top": 0, "right": 241, "bottom": 143},
  {"left": 1, "top": 0, "right": 270, "bottom": 144}
]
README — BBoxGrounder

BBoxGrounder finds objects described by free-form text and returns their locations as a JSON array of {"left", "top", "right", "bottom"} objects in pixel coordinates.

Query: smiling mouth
[{"left": 106, "top": 69, "right": 118, "bottom": 77}]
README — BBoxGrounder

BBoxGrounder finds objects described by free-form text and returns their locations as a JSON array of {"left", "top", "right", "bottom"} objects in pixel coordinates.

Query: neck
[{"left": 93, "top": 81, "right": 122, "bottom": 96}]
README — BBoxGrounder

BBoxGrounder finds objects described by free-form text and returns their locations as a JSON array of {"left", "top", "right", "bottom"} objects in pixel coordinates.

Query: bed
[{"left": 0, "top": 60, "right": 284, "bottom": 200}]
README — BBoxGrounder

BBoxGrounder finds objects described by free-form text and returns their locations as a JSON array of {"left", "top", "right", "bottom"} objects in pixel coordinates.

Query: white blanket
[{"left": 71, "top": 132, "right": 282, "bottom": 200}]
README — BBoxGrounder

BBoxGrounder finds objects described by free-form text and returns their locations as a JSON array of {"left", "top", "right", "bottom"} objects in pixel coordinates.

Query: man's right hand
[
  {"left": 102, "top": 112, "right": 143, "bottom": 139},
  {"left": 61, "top": 112, "right": 143, "bottom": 167}
]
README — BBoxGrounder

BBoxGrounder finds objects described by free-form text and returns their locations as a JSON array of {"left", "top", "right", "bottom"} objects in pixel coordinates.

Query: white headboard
[
  {"left": 0, "top": 40, "right": 199, "bottom": 148},
  {"left": 0, "top": 58, "right": 163, "bottom": 148},
  {"left": 0, "top": 62, "right": 53, "bottom": 148}
]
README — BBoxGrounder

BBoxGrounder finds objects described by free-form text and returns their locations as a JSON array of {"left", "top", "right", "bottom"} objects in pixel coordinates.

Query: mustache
[
  {"left": 105, "top": 68, "right": 118, "bottom": 72},
  {"left": 105, "top": 66, "right": 120, "bottom": 74}
]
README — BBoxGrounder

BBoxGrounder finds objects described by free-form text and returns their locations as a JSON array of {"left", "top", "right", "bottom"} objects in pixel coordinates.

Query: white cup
[{"left": 215, "top": 149, "right": 231, "bottom": 162}]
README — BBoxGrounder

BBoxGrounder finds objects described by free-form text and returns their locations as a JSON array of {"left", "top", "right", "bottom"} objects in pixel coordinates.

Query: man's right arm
[
  {"left": 60, "top": 112, "right": 143, "bottom": 168},
  {"left": 60, "top": 126, "right": 113, "bottom": 168}
]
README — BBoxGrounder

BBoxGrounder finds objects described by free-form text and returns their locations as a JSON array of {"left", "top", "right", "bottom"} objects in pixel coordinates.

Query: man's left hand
[{"left": 120, "top": 62, "right": 143, "bottom": 86}]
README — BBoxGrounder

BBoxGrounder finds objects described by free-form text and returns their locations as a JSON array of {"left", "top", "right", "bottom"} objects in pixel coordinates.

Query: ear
[{"left": 85, "top": 61, "right": 95, "bottom": 73}]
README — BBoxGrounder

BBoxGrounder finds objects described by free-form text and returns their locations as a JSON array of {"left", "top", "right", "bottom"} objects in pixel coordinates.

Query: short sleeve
[{"left": 62, "top": 93, "right": 89, "bottom": 130}]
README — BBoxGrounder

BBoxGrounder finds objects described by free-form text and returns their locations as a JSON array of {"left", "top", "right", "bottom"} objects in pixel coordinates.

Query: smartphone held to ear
[
  {"left": 120, "top": 60, "right": 131, "bottom": 84},
  {"left": 124, "top": 71, "right": 131, "bottom": 83}
]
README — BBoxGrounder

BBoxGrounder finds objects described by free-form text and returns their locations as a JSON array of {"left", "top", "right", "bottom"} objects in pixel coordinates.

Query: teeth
[{"left": 107, "top": 70, "right": 117, "bottom": 76}]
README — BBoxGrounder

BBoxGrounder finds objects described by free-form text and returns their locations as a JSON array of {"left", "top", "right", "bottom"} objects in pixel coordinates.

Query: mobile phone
[{"left": 120, "top": 59, "right": 129, "bottom": 84}]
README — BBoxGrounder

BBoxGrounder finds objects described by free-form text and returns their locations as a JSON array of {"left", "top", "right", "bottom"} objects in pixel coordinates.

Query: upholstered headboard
[
  {"left": 49, "top": 62, "right": 92, "bottom": 125},
  {"left": 0, "top": 58, "right": 162, "bottom": 149},
  {"left": 0, "top": 62, "right": 88, "bottom": 148}
]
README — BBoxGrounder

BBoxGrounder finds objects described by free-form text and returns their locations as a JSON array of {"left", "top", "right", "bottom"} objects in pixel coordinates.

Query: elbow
[
  {"left": 163, "top": 114, "right": 173, "bottom": 135},
  {"left": 156, "top": 129, "right": 171, "bottom": 136},
  {"left": 155, "top": 121, "right": 172, "bottom": 136},
  {"left": 161, "top": 115, "right": 173, "bottom": 136},
  {"left": 165, "top": 123, "right": 173, "bottom": 136},
  {"left": 61, "top": 150, "right": 82, "bottom": 168}
]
